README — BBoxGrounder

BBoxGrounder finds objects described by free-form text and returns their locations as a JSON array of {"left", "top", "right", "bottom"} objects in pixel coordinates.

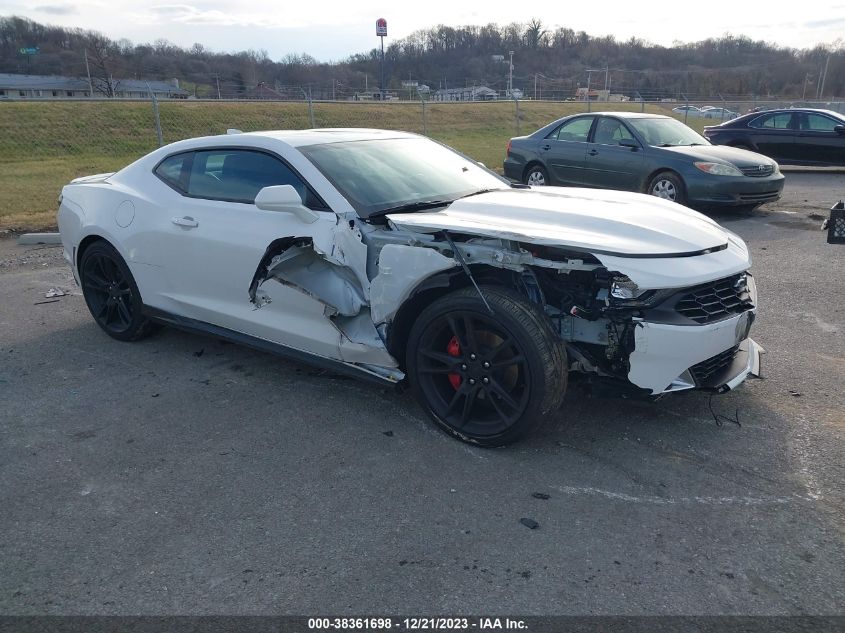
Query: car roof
[
  {"left": 588, "top": 111, "right": 668, "bottom": 119},
  {"left": 240, "top": 128, "right": 420, "bottom": 147}
]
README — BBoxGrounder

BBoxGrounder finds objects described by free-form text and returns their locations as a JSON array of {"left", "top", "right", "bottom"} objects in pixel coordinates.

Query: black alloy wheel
[
  {"left": 80, "top": 241, "right": 153, "bottom": 341},
  {"left": 407, "top": 286, "right": 567, "bottom": 446}
]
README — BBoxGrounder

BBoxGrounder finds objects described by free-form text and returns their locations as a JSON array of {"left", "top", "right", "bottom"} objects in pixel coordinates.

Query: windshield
[
  {"left": 628, "top": 117, "right": 709, "bottom": 147},
  {"left": 299, "top": 137, "right": 509, "bottom": 218}
]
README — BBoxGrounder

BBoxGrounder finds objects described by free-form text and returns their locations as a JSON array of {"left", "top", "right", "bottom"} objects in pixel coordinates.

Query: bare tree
[{"left": 86, "top": 34, "right": 120, "bottom": 97}]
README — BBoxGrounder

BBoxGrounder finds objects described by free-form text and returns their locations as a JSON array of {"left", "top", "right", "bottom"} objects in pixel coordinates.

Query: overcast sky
[{"left": 6, "top": 0, "right": 845, "bottom": 61}]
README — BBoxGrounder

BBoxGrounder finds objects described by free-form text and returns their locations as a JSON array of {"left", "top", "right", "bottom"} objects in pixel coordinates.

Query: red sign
[{"left": 376, "top": 18, "right": 387, "bottom": 37}]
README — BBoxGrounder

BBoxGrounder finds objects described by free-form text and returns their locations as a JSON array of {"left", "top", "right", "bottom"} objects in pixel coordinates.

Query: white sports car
[{"left": 58, "top": 128, "right": 762, "bottom": 446}]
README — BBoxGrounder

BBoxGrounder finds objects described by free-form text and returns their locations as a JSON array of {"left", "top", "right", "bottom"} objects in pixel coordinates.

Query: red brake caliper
[{"left": 446, "top": 336, "right": 462, "bottom": 390}]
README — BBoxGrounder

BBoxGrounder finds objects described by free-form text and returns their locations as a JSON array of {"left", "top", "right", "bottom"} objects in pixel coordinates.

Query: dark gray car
[{"left": 503, "top": 112, "right": 785, "bottom": 210}]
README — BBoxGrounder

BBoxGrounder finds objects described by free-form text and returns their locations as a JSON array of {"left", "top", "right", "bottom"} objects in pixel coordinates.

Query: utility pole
[
  {"left": 819, "top": 54, "right": 831, "bottom": 101},
  {"left": 604, "top": 66, "right": 609, "bottom": 91},
  {"left": 802, "top": 73, "right": 812, "bottom": 101},
  {"left": 508, "top": 50, "right": 514, "bottom": 97},
  {"left": 83, "top": 49, "right": 94, "bottom": 96},
  {"left": 215, "top": 73, "right": 221, "bottom": 99},
  {"left": 534, "top": 73, "right": 537, "bottom": 100}
]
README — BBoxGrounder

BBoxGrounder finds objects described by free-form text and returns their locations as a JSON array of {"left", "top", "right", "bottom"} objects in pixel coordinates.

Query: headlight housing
[
  {"left": 610, "top": 276, "right": 648, "bottom": 300},
  {"left": 694, "top": 162, "right": 743, "bottom": 177}
]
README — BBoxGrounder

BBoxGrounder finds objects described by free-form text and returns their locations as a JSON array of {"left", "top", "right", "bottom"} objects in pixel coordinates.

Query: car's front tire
[
  {"left": 406, "top": 286, "right": 567, "bottom": 446},
  {"left": 524, "top": 164, "right": 549, "bottom": 187},
  {"left": 648, "top": 171, "right": 686, "bottom": 205},
  {"left": 79, "top": 240, "right": 154, "bottom": 342}
]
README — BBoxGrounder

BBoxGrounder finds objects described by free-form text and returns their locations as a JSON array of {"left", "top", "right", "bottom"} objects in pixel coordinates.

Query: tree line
[{"left": 0, "top": 15, "right": 841, "bottom": 100}]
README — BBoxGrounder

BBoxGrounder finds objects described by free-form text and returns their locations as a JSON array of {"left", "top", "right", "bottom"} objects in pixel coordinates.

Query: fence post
[
  {"left": 636, "top": 91, "right": 645, "bottom": 113},
  {"left": 514, "top": 97, "right": 520, "bottom": 136},
  {"left": 147, "top": 83, "right": 163, "bottom": 147},
  {"left": 308, "top": 87, "right": 315, "bottom": 128},
  {"left": 681, "top": 92, "right": 689, "bottom": 124},
  {"left": 419, "top": 91, "right": 427, "bottom": 136},
  {"left": 719, "top": 92, "right": 726, "bottom": 123}
]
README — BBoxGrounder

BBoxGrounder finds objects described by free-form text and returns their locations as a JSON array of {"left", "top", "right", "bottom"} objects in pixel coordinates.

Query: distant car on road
[
  {"left": 672, "top": 105, "right": 703, "bottom": 116},
  {"left": 503, "top": 112, "right": 784, "bottom": 211},
  {"left": 703, "top": 108, "right": 845, "bottom": 166},
  {"left": 700, "top": 106, "right": 739, "bottom": 120}
]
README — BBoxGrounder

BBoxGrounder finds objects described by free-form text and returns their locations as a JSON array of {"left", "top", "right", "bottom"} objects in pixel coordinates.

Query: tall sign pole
[{"left": 376, "top": 18, "right": 387, "bottom": 100}]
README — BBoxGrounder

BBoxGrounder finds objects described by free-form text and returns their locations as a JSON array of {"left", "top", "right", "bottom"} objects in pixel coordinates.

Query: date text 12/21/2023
[{"left": 307, "top": 618, "right": 528, "bottom": 630}]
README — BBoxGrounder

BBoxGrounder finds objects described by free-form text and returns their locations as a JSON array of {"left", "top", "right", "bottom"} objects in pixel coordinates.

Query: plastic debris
[
  {"left": 45, "top": 288, "right": 65, "bottom": 298},
  {"left": 519, "top": 518, "right": 539, "bottom": 530}
]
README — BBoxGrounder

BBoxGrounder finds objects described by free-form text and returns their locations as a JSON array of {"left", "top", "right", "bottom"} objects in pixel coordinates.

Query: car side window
[
  {"left": 154, "top": 153, "right": 191, "bottom": 193},
  {"left": 750, "top": 113, "right": 792, "bottom": 130},
  {"left": 185, "top": 149, "right": 327, "bottom": 209},
  {"left": 593, "top": 118, "right": 635, "bottom": 145},
  {"left": 800, "top": 113, "right": 839, "bottom": 132},
  {"left": 551, "top": 117, "right": 595, "bottom": 142}
]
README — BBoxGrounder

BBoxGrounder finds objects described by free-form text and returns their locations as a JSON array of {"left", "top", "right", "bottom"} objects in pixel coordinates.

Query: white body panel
[{"left": 388, "top": 187, "right": 728, "bottom": 256}]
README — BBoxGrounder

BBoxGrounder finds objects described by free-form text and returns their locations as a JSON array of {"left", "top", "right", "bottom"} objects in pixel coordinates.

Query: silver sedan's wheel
[
  {"left": 524, "top": 165, "right": 548, "bottom": 186},
  {"left": 647, "top": 172, "right": 685, "bottom": 204}
]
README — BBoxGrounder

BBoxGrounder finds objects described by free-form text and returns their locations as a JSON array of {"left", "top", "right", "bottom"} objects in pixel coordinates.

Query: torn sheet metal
[
  {"left": 369, "top": 244, "right": 458, "bottom": 324},
  {"left": 333, "top": 310, "right": 400, "bottom": 368},
  {"left": 249, "top": 234, "right": 367, "bottom": 316}
]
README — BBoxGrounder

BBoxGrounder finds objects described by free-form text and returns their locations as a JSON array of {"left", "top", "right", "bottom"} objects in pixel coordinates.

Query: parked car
[
  {"left": 703, "top": 108, "right": 845, "bottom": 166},
  {"left": 700, "top": 106, "right": 739, "bottom": 120},
  {"left": 59, "top": 129, "right": 762, "bottom": 446},
  {"left": 672, "top": 105, "right": 703, "bottom": 116},
  {"left": 503, "top": 112, "right": 784, "bottom": 210}
]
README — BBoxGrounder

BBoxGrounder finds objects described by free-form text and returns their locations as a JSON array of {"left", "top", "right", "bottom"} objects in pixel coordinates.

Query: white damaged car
[{"left": 58, "top": 129, "right": 762, "bottom": 446}]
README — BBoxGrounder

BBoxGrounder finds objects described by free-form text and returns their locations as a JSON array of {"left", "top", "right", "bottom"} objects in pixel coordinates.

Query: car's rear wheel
[
  {"left": 648, "top": 171, "right": 686, "bottom": 205},
  {"left": 524, "top": 164, "right": 549, "bottom": 186},
  {"left": 406, "top": 286, "right": 567, "bottom": 446},
  {"left": 80, "top": 241, "right": 153, "bottom": 342}
]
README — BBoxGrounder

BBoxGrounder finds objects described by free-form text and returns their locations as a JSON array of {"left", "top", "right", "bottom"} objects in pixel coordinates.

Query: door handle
[
  {"left": 171, "top": 216, "right": 198, "bottom": 228},
  {"left": 541, "top": 144, "right": 551, "bottom": 151},
  {"left": 588, "top": 149, "right": 599, "bottom": 156}
]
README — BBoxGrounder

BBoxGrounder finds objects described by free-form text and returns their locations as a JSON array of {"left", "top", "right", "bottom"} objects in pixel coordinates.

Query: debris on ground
[
  {"left": 519, "top": 518, "right": 539, "bottom": 530},
  {"left": 193, "top": 349, "right": 204, "bottom": 357},
  {"left": 382, "top": 430, "right": 394, "bottom": 437},
  {"left": 531, "top": 492, "right": 550, "bottom": 500},
  {"left": 45, "top": 288, "right": 65, "bottom": 298},
  {"left": 33, "top": 299, "right": 60, "bottom": 305}
]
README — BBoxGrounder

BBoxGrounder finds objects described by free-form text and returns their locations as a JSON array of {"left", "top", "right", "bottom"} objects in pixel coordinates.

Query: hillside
[{"left": 1, "top": 15, "right": 842, "bottom": 100}]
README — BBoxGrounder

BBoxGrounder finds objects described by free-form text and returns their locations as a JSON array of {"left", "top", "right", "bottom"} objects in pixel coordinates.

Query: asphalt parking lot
[{"left": 1, "top": 170, "right": 844, "bottom": 615}]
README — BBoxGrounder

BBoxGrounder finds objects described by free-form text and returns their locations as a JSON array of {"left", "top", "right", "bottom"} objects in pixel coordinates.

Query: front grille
[
  {"left": 739, "top": 191, "right": 781, "bottom": 202},
  {"left": 675, "top": 274, "right": 754, "bottom": 324},
  {"left": 741, "top": 165, "right": 774, "bottom": 177},
  {"left": 689, "top": 346, "right": 740, "bottom": 384}
]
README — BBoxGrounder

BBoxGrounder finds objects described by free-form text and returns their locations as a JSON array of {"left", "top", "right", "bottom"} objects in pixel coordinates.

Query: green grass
[{"left": 0, "top": 100, "right": 709, "bottom": 230}]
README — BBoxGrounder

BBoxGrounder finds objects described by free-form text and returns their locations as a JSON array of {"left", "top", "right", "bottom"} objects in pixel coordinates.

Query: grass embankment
[{"left": 0, "top": 100, "right": 696, "bottom": 230}]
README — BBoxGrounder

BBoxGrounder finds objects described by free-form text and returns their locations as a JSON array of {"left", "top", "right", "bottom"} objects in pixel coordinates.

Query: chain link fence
[{"left": 1, "top": 96, "right": 843, "bottom": 229}]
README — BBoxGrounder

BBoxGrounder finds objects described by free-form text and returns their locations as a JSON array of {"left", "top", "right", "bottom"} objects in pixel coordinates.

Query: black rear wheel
[
  {"left": 407, "top": 286, "right": 567, "bottom": 446},
  {"left": 80, "top": 241, "right": 153, "bottom": 341}
]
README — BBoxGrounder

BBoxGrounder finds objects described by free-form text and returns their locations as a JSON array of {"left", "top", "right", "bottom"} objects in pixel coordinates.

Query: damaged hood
[{"left": 387, "top": 187, "right": 730, "bottom": 257}]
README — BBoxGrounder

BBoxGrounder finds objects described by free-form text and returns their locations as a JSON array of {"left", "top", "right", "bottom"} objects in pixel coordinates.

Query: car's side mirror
[
  {"left": 834, "top": 125, "right": 845, "bottom": 135},
  {"left": 255, "top": 185, "right": 319, "bottom": 224},
  {"left": 619, "top": 139, "right": 640, "bottom": 150}
]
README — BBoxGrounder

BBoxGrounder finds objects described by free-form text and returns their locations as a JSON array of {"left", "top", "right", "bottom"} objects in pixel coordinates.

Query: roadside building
[
  {"left": 0, "top": 74, "right": 188, "bottom": 99},
  {"left": 433, "top": 86, "right": 498, "bottom": 102}
]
